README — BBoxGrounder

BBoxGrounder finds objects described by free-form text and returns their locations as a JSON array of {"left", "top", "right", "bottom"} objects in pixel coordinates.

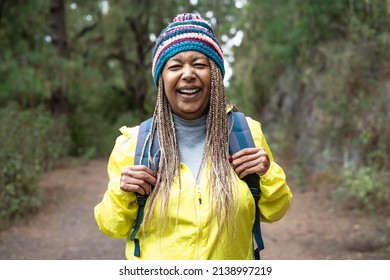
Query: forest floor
[{"left": 0, "top": 158, "right": 389, "bottom": 260}]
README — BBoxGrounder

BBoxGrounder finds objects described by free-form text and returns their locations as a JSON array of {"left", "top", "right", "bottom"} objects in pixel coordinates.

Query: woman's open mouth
[{"left": 177, "top": 88, "right": 201, "bottom": 96}]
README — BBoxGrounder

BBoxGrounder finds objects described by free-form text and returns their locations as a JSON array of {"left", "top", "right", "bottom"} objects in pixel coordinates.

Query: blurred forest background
[{"left": 0, "top": 0, "right": 389, "bottom": 230}]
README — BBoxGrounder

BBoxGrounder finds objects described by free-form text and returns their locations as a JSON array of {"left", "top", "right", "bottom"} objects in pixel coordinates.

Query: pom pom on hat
[{"left": 152, "top": 13, "right": 225, "bottom": 87}]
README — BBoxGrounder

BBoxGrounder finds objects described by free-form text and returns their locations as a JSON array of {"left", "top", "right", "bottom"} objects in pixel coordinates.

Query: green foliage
[
  {"left": 0, "top": 50, "right": 52, "bottom": 109},
  {"left": 290, "top": 157, "right": 308, "bottom": 192},
  {"left": 317, "top": 40, "right": 390, "bottom": 170},
  {"left": 230, "top": 0, "right": 390, "bottom": 115},
  {"left": 0, "top": 107, "right": 70, "bottom": 229},
  {"left": 67, "top": 105, "right": 116, "bottom": 158},
  {"left": 333, "top": 165, "right": 390, "bottom": 213}
]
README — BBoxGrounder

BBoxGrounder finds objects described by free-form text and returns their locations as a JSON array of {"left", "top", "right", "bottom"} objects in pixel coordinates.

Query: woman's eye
[
  {"left": 168, "top": 65, "right": 181, "bottom": 70},
  {"left": 194, "top": 63, "right": 208, "bottom": 69}
]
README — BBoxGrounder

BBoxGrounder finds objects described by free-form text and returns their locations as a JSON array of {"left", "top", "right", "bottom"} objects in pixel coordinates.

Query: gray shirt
[{"left": 173, "top": 114, "right": 206, "bottom": 179}]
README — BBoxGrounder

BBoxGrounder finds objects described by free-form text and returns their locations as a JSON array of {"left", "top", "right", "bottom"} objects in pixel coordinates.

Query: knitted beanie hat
[{"left": 152, "top": 13, "right": 225, "bottom": 87}]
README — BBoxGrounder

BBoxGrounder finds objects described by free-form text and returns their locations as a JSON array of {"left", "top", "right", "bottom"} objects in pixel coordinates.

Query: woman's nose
[{"left": 181, "top": 65, "right": 195, "bottom": 80}]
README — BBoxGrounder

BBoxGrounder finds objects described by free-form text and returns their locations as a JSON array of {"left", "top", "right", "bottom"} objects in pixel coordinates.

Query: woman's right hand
[{"left": 120, "top": 165, "right": 157, "bottom": 195}]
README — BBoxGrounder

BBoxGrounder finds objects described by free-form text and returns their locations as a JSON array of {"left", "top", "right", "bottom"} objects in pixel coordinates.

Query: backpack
[{"left": 130, "top": 111, "right": 264, "bottom": 259}]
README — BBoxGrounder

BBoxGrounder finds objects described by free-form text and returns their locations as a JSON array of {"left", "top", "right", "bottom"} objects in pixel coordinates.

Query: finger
[
  {"left": 120, "top": 167, "right": 156, "bottom": 195},
  {"left": 120, "top": 183, "right": 149, "bottom": 195},
  {"left": 258, "top": 149, "right": 269, "bottom": 160},
  {"left": 238, "top": 166, "right": 259, "bottom": 179},
  {"left": 123, "top": 165, "right": 156, "bottom": 178},
  {"left": 255, "top": 156, "right": 270, "bottom": 176},
  {"left": 237, "top": 161, "right": 269, "bottom": 178},
  {"left": 231, "top": 148, "right": 263, "bottom": 168},
  {"left": 231, "top": 148, "right": 258, "bottom": 161},
  {"left": 122, "top": 166, "right": 157, "bottom": 186},
  {"left": 235, "top": 159, "right": 260, "bottom": 178},
  {"left": 231, "top": 149, "right": 261, "bottom": 169},
  {"left": 233, "top": 150, "right": 270, "bottom": 178},
  {"left": 121, "top": 174, "right": 154, "bottom": 194},
  {"left": 137, "top": 184, "right": 148, "bottom": 195},
  {"left": 129, "top": 164, "right": 156, "bottom": 174}
]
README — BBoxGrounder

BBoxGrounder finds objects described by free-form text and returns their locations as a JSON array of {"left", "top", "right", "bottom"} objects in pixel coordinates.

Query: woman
[{"left": 94, "top": 13, "right": 292, "bottom": 260}]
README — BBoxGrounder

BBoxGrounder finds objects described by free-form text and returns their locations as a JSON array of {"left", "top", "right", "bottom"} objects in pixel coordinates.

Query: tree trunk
[
  {"left": 49, "top": 0, "right": 67, "bottom": 58},
  {"left": 48, "top": 0, "right": 68, "bottom": 116},
  {"left": 126, "top": 14, "right": 150, "bottom": 117}
]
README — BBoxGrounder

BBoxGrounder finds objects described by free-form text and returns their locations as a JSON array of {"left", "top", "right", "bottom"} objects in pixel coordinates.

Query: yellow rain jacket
[{"left": 94, "top": 116, "right": 292, "bottom": 260}]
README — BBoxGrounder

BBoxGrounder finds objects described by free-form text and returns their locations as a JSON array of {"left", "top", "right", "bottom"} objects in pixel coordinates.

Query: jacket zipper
[{"left": 195, "top": 186, "right": 202, "bottom": 259}]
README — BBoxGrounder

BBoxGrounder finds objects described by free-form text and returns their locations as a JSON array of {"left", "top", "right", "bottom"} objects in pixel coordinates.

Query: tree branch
[{"left": 76, "top": 22, "right": 97, "bottom": 39}]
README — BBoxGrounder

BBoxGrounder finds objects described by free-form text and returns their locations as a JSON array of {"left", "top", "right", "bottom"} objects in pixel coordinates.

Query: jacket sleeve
[
  {"left": 246, "top": 117, "right": 292, "bottom": 223},
  {"left": 94, "top": 126, "right": 140, "bottom": 239}
]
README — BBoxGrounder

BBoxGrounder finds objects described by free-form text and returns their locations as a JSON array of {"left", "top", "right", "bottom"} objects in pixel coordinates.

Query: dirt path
[{"left": 0, "top": 159, "right": 388, "bottom": 260}]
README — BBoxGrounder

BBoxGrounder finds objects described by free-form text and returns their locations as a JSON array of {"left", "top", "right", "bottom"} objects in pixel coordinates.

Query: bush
[
  {"left": 0, "top": 106, "right": 70, "bottom": 229},
  {"left": 333, "top": 165, "right": 390, "bottom": 214}
]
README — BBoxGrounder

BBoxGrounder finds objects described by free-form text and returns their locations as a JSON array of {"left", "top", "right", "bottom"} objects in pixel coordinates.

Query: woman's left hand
[{"left": 230, "top": 147, "right": 270, "bottom": 179}]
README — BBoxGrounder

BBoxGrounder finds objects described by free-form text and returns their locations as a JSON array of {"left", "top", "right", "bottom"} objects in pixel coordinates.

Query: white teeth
[{"left": 178, "top": 88, "right": 199, "bottom": 94}]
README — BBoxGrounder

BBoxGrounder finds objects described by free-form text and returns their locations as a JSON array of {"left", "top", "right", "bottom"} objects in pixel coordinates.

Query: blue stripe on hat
[{"left": 153, "top": 41, "right": 225, "bottom": 86}]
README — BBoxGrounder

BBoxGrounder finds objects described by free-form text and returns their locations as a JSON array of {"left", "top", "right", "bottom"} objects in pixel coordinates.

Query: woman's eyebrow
[{"left": 191, "top": 56, "right": 207, "bottom": 62}]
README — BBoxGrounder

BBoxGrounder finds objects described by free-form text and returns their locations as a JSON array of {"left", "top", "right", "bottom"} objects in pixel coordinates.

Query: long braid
[
  {"left": 143, "top": 76, "right": 180, "bottom": 230},
  {"left": 143, "top": 61, "right": 237, "bottom": 234},
  {"left": 203, "top": 59, "right": 238, "bottom": 232}
]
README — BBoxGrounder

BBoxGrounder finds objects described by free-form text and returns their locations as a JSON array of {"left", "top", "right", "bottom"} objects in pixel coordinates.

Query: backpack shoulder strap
[
  {"left": 134, "top": 117, "right": 160, "bottom": 171},
  {"left": 228, "top": 111, "right": 265, "bottom": 260},
  {"left": 228, "top": 111, "right": 256, "bottom": 153},
  {"left": 130, "top": 117, "right": 160, "bottom": 257}
]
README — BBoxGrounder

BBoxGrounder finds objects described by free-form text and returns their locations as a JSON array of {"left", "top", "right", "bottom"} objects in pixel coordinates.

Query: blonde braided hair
[{"left": 143, "top": 59, "right": 237, "bottom": 233}]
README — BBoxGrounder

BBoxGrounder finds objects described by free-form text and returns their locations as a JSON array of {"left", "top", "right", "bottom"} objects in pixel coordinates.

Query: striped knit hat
[{"left": 152, "top": 13, "right": 225, "bottom": 87}]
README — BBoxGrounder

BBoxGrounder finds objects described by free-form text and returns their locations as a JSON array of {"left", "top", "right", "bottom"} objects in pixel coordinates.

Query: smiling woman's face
[{"left": 162, "top": 51, "right": 211, "bottom": 120}]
